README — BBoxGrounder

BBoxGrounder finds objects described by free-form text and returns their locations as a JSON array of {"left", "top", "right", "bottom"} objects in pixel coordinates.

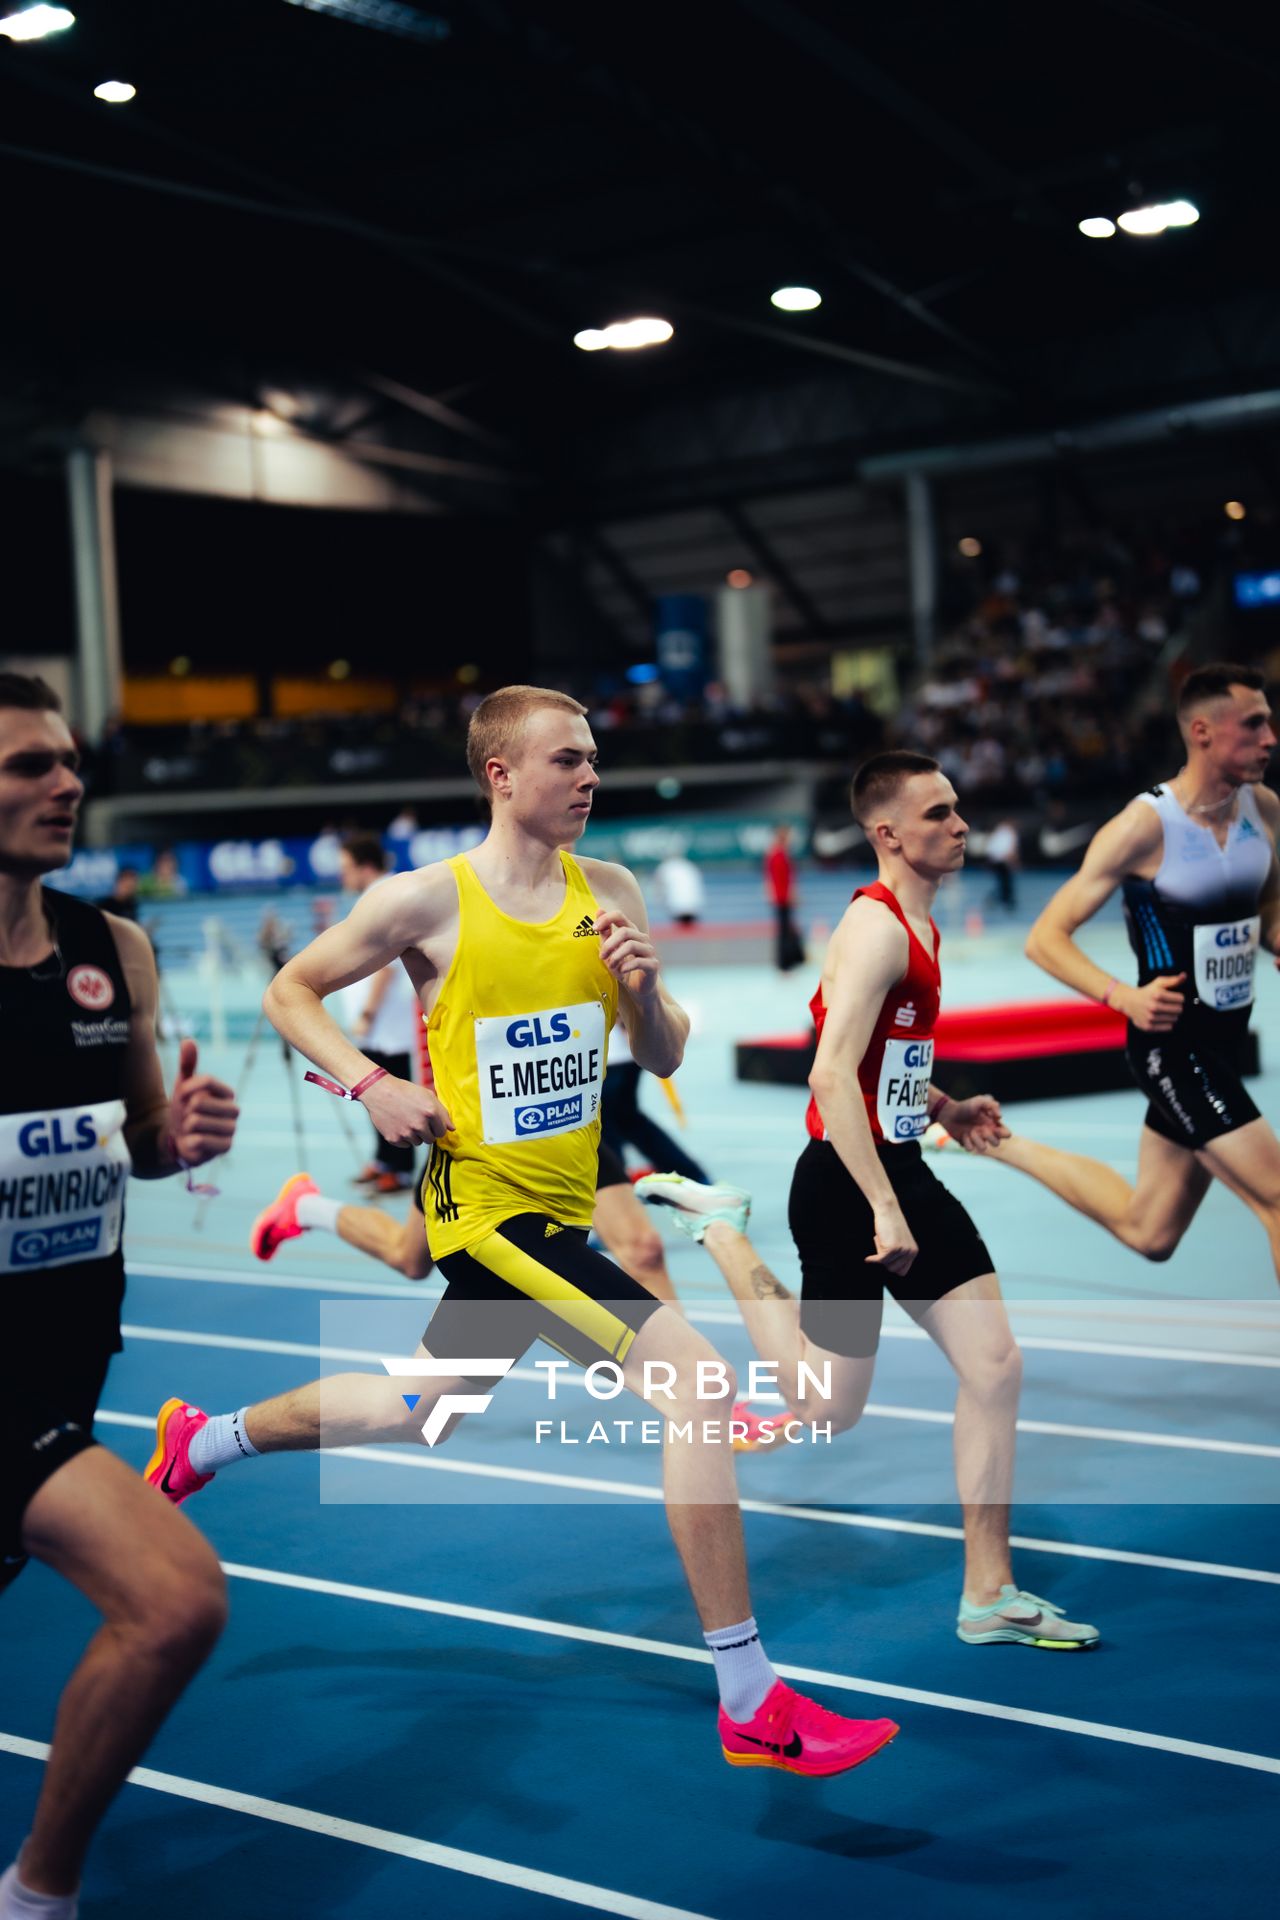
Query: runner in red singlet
[{"left": 641, "top": 752, "right": 1100, "bottom": 1646}]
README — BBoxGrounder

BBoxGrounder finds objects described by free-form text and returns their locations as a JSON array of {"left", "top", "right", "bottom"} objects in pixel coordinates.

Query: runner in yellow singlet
[{"left": 149, "top": 686, "right": 900, "bottom": 1776}]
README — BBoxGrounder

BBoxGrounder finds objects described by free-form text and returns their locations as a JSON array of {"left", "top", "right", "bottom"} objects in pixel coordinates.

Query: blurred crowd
[
  {"left": 894, "top": 540, "right": 1200, "bottom": 803},
  {"left": 80, "top": 529, "right": 1226, "bottom": 812}
]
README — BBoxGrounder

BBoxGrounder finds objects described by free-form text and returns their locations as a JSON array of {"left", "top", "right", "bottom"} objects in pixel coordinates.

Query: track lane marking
[
  {"left": 97, "top": 1410, "right": 1280, "bottom": 1584},
  {"left": 0, "top": 1735, "right": 715, "bottom": 1919}
]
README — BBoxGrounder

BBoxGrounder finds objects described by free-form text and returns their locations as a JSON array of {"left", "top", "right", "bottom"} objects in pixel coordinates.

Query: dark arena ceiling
[{"left": 3, "top": 0, "right": 1280, "bottom": 527}]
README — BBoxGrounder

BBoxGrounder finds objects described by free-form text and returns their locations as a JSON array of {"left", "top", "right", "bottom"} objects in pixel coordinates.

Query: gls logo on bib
[{"left": 18, "top": 1114, "right": 100, "bottom": 1158}]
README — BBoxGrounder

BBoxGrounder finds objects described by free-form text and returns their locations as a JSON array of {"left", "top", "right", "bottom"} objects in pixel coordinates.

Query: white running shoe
[{"left": 634, "top": 1172, "right": 752, "bottom": 1241}]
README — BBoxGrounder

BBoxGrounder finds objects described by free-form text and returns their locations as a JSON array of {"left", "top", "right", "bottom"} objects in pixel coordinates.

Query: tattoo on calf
[{"left": 749, "top": 1263, "right": 793, "bottom": 1302}]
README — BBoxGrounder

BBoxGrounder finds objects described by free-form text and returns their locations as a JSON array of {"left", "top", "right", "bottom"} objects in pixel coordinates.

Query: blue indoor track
[{"left": 4, "top": 876, "right": 1278, "bottom": 1917}]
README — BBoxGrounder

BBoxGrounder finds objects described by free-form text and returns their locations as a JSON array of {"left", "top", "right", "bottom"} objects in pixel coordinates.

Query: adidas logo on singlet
[
  {"left": 894, "top": 1003, "right": 918, "bottom": 1028},
  {"left": 544, "top": 1222, "right": 564, "bottom": 1238},
  {"left": 571, "top": 915, "right": 598, "bottom": 938}
]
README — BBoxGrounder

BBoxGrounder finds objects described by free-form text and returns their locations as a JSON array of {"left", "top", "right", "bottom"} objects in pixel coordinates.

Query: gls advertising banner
[{"left": 47, "top": 815, "right": 807, "bottom": 901}]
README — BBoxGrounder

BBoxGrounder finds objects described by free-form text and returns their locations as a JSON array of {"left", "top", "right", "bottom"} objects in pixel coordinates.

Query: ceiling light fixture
[
  {"left": 1117, "top": 204, "right": 1171, "bottom": 236},
  {"left": 93, "top": 79, "right": 136, "bottom": 102},
  {"left": 573, "top": 317, "right": 674, "bottom": 352},
  {"left": 958, "top": 537, "right": 983, "bottom": 558},
  {"left": 770, "top": 286, "right": 822, "bottom": 311},
  {"left": 1225, "top": 500, "right": 1247, "bottom": 521},
  {"left": 1116, "top": 199, "right": 1200, "bottom": 237},
  {"left": 1078, "top": 217, "right": 1116, "bottom": 239},
  {"left": 0, "top": 5, "right": 75, "bottom": 39}
]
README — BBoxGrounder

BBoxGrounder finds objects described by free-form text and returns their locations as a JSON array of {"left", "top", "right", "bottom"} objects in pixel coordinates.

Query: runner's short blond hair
[{"left": 466, "top": 685, "right": 589, "bottom": 800}]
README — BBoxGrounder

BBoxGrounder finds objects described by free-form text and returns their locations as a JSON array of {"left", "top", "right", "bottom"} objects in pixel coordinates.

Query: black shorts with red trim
[{"left": 789, "top": 1137, "right": 994, "bottom": 1359}]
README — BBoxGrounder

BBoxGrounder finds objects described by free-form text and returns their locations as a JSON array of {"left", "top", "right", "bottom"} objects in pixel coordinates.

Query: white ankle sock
[
  {"left": 188, "top": 1407, "right": 261, "bottom": 1475},
  {"left": 704, "top": 1616, "right": 777, "bottom": 1723},
  {"left": 296, "top": 1193, "right": 342, "bottom": 1233},
  {"left": 0, "top": 1861, "right": 78, "bottom": 1919}
]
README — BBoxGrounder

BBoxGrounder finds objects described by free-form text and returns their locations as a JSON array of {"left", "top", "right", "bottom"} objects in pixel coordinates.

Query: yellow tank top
[{"left": 423, "top": 852, "right": 618, "bottom": 1258}]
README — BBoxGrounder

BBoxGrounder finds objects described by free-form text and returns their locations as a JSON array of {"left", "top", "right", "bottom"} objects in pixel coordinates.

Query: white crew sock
[
  {"left": 296, "top": 1193, "right": 342, "bottom": 1233},
  {"left": 704, "top": 1616, "right": 777, "bottom": 1724},
  {"left": 188, "top": 1407, "right": 261, "bottom": 1476},
  {"left": 0, "top": 1861, "right": 78, "bottom": 1919}
]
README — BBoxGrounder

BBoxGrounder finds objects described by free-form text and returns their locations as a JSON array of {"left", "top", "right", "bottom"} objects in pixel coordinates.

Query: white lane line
[
  {"left": 126, "top": 1263, "right": 1280, "bottom": 1368},
  {"left": 95, "top": 1411, "right": 1280, "bottom": 1586},
  {"left": 873, "top": 1325, "right": 1280, "bottom": 1369},
  {"left": 130, "top": 1260, "right": 424, "bottom": 1301},
  {"left": 861, "top": 1404, "right": 1280, "bottom": 1459},
  {"left": 0, "top": 1734, "right": 713, "bottom": 1920},
  {"left": 685, "top": 1309, "right": 1280, "bottom": 1367},
  {"left": 110, "top": 1330, "right": 1280, "bottom": 1459},
  {"left": 198, "top": 1564, "right": 1279, "bottom": 1777}
]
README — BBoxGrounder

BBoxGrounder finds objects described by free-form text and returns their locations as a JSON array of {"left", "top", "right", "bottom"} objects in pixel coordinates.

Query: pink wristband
[
  {"left": 305, "top": 1066, "right": 389, "bottom": 1103},
  {"left": 1101, "top": 978, "right": 1119, "bottom": 1007},
  {"left": 351, "top": 1066, "right": 389, "bottom": 1101}
]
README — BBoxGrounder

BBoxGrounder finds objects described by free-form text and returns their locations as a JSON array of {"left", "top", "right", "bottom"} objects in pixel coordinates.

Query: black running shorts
[
  {"left": 1126, "top": 1022, "right": 1261, "bottom": 1150},
  {"left": 789, "top": 1138, "right": 994, "bottom": 1359},
  {"left": 1, "top": 1348, "right": 112, "bottom": 1594},
  {"left": 424, "top": 1213, "right": 662, "bottom": 1381}
]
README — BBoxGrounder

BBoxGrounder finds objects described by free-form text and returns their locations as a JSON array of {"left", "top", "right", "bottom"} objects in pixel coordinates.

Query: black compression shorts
[
  {"left": 789, "top": 1138, "right": 994, "bottom": 1359},
  {"left": 423, "top": 1213, "right": 662, "bottom": 1381},
  {"left": 1, "top": 1348, "right": 112, "bottom": 1593},
  {"left": 1126, "top": 1022, "right": 1261, "bottom": 1150}
]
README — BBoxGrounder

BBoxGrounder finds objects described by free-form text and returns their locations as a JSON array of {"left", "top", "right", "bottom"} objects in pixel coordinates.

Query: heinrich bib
[{"left": 0, "top": 1099, "right": 131, "bottom": 1272}]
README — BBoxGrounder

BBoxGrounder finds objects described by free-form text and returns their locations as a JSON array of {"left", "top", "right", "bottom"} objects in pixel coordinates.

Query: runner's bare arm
[
  {"left": 352, "top": 964, "right": 395, "bottom": 1039},
  {"left": 583, "top": 859, "right": 690, "bottom": 1076},
  {"left": 264, "top": 867, "right": 454, "bottom": 1143},
  {"left": 108, "top": 915, "right": 239, "bottom": 1175},
  {"left": 1024, "top": 801, "right": 1187, "bottom": 1031},
  {"left": 808, "top": 900, "right": 918, "bottom": 1274},
  {"left": 1253, "top": 786, "right": 1280, "bottom": 959}
]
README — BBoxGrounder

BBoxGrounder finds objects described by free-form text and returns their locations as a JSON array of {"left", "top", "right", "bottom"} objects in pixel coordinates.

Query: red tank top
[{"left": 805, "top": 882, "right": 942, "bottom": 1145}]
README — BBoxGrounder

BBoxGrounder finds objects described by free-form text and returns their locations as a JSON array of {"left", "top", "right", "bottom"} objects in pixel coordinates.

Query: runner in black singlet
[{"left": 0, "top": 673, "right": 238, "bottom": 1917}]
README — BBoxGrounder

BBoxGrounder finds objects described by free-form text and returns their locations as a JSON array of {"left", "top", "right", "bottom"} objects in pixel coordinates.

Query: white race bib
[
  {"left": 877, "top": 1037, "right": 934, "bottom": 1142},
  {"left": 1193, "top": 916, "right": 1260, "bottom": 1011},
  {"left": 0, "top": 1100, "right": 131, "bottom": 1272},
  {"left": 475, "top": 1001, "right": 607, "bottom": 1145}
]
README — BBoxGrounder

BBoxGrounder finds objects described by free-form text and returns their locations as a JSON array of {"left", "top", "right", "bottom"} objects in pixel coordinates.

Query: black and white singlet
[{"left": 1122, "top": 783, "right": 1272, "bottom": 1148}]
